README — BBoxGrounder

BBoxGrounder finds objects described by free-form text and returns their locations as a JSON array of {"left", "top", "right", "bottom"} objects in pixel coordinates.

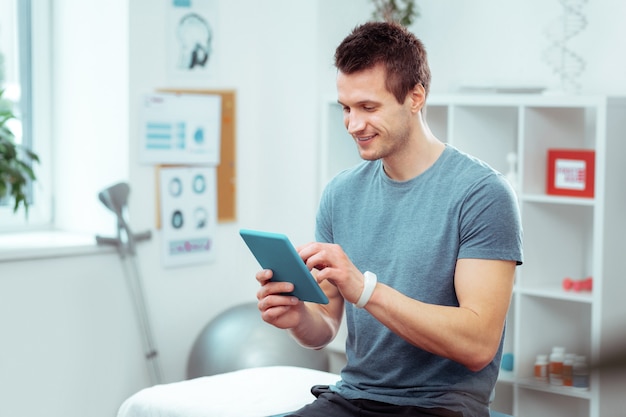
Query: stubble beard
[{"left": 357, "top": 126, "right": 411, "bottom": 162}]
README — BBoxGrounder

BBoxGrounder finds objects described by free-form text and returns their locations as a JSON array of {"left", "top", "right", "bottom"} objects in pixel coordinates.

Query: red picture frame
[{"left": 547, "top": 149, "right": 595, "bottom": 198}]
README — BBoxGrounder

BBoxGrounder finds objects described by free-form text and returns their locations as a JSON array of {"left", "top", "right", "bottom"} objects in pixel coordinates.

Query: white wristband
[{"left": 355, "top": 271, "right": 377, "bottom": 308}]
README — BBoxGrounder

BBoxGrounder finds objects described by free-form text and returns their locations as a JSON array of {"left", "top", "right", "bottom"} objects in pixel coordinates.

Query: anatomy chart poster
[
  {"left": 167, "top": 0, "right": 219, "bottom": 81},
  {"left": 159, "top": 166, "right": 217, "bottom": 268}
]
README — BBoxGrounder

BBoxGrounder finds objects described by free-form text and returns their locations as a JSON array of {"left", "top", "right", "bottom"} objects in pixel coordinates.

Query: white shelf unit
[{"left": 320, "top": 94, "right": 626, "bottom": 417}]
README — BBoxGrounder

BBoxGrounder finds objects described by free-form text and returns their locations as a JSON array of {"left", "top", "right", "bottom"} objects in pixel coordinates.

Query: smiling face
[{"left": 337, "top": 63, "right": 416, "bottom": 163}]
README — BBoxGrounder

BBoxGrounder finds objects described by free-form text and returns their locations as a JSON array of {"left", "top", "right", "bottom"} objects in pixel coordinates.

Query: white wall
[
  {"left": 0, "top": 253, "right": 148, "bottom": 417},
  {"left": 418, "top": 0, "right": 626, "bottom": 95},
  {"left": 126, "top": 0, "right": 324, "bottom": 388},
  {"left": 1, "top": 1, "right": 625, "bottom": 417}
]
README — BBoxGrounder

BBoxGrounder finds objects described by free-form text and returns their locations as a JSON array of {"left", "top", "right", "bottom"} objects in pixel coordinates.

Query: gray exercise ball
[{"left": 187, "top": 302, "right": 330, "bottom": 379}]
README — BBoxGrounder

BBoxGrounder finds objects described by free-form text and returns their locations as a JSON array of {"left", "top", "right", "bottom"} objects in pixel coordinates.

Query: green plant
[
  {"left": 0, "top": 89, "right": 39, "bottom": 215},
  {"left": 370, "top": 0, "right": 420, "bottom": 27}
]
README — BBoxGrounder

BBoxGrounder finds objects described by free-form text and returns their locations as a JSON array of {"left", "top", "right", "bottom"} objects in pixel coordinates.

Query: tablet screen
[{"left": 239, "top": 229, "right": 329, "bottom": 304}]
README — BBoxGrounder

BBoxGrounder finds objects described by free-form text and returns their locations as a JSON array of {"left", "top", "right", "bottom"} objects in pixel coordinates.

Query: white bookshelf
[{"left": 320, "top": 94, "right": 626, "bottom": 417}]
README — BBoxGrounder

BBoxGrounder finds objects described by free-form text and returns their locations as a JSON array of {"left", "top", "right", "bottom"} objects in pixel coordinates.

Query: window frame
[{"left": 0, "top": 0, "right": 52, "bottom": 231}]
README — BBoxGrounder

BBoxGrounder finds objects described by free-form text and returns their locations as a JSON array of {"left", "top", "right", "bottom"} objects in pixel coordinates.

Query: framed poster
[
  {"left": 139, "top": 92, "right": 222, "bottom": 165},
  {"left": 158, "top": 165, "right": 217, "bottom": 268},
  {"left": 547, "top": 149, "right": 595, "bottom": 198},
  {"left": 167, "top": 0, "right": 219, "bottom": 81}
]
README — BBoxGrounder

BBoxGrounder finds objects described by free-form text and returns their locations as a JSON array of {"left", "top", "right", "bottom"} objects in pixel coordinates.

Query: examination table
[{"left": 116, "top": 302, "right": 512, "bottom": 417}]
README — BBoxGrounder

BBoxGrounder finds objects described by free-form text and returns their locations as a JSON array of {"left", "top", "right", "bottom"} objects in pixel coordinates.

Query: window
[{"left": 0, "top": 0, "right": 51, "bottom": 231}]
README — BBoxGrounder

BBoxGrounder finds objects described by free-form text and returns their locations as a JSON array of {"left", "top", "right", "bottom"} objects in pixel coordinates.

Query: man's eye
[
  {"left": 363, "top": 106, "right": 375, "bottom": 111},
  {"left": 342, "top": 106, "right": 350, "bottom": 113}
]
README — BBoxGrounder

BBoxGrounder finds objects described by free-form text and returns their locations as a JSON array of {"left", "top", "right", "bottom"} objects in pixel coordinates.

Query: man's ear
[{"left": 408, "top": 84, "right": 426, "bottom": 114}]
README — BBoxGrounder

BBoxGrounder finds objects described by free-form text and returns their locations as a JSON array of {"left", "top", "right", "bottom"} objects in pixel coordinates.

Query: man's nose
[{"left": 346, "top": 112, "right": 365, "bottom": 135}]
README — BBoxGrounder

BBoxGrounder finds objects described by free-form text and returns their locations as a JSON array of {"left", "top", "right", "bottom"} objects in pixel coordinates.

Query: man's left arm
[{"left": 364, "top": 257, "right": 516, "bottom": 372}]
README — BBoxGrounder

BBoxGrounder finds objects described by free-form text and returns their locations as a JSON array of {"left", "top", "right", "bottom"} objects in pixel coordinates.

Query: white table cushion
[{"left": 117, "top": 366, "right": 341, "bottom": 417}]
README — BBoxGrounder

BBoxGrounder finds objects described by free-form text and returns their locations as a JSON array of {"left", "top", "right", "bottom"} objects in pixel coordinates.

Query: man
[{"left": 255, "top": 21, "right": 523, "bottom": 417}]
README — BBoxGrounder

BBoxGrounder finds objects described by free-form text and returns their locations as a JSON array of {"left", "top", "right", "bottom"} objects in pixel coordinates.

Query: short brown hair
[{"left": 334, "top": 21, "right": 431, "bottom": 104}]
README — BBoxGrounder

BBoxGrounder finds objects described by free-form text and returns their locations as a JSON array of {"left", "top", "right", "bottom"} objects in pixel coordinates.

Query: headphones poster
[
  {"left": 167, "top": 0, "right": 218, "bottom": 81},
  {"left": 159, "top": 166, "right": 217, "bottom": 268}
]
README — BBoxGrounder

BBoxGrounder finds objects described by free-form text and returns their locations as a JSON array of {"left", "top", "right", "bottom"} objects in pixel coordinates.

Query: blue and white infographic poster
[
  {"left": 140, "top": 92, "right": 222, "bottom": 165},
  {"left": 159, "top": 166, "right": 217, "bottom": 268}
]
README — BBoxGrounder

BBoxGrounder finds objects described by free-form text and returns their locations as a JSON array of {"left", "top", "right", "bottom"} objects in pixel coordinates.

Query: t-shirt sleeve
[
  {"left": 315, "top": 184, "right": 334, "bottom": 244},
  {"left": 458, "top": 173, "right": 523, "bottom": 265}
]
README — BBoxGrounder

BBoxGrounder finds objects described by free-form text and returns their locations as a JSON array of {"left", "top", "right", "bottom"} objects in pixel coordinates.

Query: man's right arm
[
  {"left": 256, "top": 269, "right": 344, "bottom": 350},
  {"left": 287, "top": 278, "right": 344, "bottom": 349}
]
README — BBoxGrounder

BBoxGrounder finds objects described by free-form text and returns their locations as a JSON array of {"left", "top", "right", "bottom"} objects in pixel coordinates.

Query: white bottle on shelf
[
  {"left": 549, "top": 346, "right": 566, "bottom": 386},
  {"left": 534, "top": 354, "right": 549, "bottom": 383}
]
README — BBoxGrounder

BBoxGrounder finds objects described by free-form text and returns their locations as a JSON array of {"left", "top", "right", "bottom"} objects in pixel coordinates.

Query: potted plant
[
  {"left": 370, "top": 0, "right": 420, "bottom": 27},
  {"left": 0, "top": 88, "right": 39, "bottom": 215}
]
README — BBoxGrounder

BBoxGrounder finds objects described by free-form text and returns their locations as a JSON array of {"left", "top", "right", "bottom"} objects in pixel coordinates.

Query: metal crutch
[{"left": 95, "top": 182, "right": 162, "bottom": 385}]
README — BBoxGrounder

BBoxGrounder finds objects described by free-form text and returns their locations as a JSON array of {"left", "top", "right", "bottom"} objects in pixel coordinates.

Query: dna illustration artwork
[{"left": 543, "top": 0, "right": 588, "bottom": 92}]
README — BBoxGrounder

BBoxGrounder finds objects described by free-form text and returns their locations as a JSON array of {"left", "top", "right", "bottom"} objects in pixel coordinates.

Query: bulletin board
[{"left": 157, "top": 89, "right": 236, "bottom": 223}]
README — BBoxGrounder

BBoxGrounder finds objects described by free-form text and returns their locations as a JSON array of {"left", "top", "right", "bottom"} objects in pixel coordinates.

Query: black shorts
[{"left": 284, "top": 385, "right": 463, "bottom": 417}]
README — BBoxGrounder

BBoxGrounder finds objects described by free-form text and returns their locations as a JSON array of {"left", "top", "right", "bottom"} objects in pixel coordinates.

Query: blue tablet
[{"left": 239, "top": 229, "right": 329, "bottom": 304}]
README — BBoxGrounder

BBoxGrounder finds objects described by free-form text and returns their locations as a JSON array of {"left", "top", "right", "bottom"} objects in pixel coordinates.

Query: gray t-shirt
[{"left": 316, "top": 144, "right": 523, "bottom": 417}]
